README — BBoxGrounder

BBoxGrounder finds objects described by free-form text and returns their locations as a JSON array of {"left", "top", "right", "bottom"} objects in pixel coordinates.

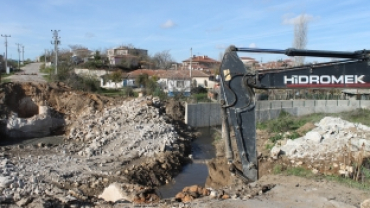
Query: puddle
[{"left": 158, "top": 126, "right": 219, "bottom": 198}]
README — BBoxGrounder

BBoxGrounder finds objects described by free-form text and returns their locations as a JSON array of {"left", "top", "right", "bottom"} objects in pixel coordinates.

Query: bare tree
[
  {"left": 153, "top": 50, "right": 174, "bottom": 69},
  {"left": 293, "top": 14, "right": 308, "bottom": 66},
  {"left": 68, "top": 44, "right": 88, "bottom": 50},
  {"left": 69, "top": 44, "right": 91, "bottom": 61}
]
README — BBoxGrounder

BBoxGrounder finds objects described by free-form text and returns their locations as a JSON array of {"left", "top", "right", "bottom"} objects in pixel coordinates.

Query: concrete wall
[
  {"left": 74, "top": 68, "right": 109, "bottom": 77},
  {"left": 185, "top": 100, "right": 370, "bottom": 127},
  {"left": 185, "top": 102, "right": 222, "bottom": 127}
]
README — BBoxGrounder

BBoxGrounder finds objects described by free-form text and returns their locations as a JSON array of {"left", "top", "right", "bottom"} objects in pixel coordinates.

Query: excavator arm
[{"left": 219, "top": 45, "right": 370, "bottom": 182}]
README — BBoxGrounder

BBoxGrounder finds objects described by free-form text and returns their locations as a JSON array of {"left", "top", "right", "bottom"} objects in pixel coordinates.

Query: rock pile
[
  {"left": 0, "top": 96, "right": 191, "bottom": 206},
  {"left": 271, "top": 117, "right": 370, "bottom": 175},
  {"left": 69, "top": 96, "right": 181, "bottom": 159},
  {"left": 173, "top": 183, "right": 275, "bottom": 203},
  {"left": 6, "top": 106, "right": 65, "bottom": 138},
  {"left": 99, "top": 182, "right": 159, "bottom": 203}
]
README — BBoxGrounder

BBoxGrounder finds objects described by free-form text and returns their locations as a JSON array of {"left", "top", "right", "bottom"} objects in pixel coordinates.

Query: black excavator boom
[
  {"left": 234, "top": 47, "right": 370, "bottom": 59},
  {"left": 219, "top": 45, "right": 370, "bottom": 182}
]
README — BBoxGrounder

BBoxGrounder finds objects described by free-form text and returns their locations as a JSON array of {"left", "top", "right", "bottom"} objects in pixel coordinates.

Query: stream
[{"left": 158, "top": 126, "right": 218, "bottom": 198}]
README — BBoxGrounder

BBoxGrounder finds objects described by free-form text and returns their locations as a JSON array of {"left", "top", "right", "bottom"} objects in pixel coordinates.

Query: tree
[
  {"left": 293, "top": 14, "right": 309, "bottom": 66},
  {"left": 109, "top": 70, "right": 123, "bottom": 88},
  {"left": 69, "top": 44, "right": 91, "bottom": 61},
  {"left": 152, "top": 50, "right": 175, "bottom": 69},
  {"left": 135, "top": 73, "right": 149, "bottom": 88},
  {"left": 57, "top": 48, "right": 73, "bottom": 63}
]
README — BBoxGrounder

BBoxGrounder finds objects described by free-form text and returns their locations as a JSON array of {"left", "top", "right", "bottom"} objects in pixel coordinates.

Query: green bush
[
  {"left": 122, "top": 87, "right": 134, "bottom": 97},
  {"left": 273, "top": 164, "right": 283, "bottom": 174},
  {"left": 192, "top": 93, "right": 209, "bottom": 102},
  {"left": 287, "top": 131, "right": 301, "bottom": 140},
  {"left": 269, "top": 134, "right": 283, "bottom": 143}
]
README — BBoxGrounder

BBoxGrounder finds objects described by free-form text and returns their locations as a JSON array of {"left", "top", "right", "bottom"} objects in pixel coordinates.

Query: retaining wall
[{"left": 185, "top": 100, "right": 370, "bottom": 127}]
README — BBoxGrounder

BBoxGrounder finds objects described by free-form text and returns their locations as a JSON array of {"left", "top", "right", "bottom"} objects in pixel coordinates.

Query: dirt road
[{"left": 8, "top": 62, "right": 46, "bottom": 82}]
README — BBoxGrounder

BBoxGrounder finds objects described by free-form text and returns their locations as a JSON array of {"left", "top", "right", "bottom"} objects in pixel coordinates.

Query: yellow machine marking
[{"left": 223, "top": 69, "right": 231, "bottom": 81}]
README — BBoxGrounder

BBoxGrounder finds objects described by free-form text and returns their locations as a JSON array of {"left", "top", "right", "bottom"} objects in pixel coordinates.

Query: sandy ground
[{"left": 199, "top": 174, "right": 367, "bottom": 208}]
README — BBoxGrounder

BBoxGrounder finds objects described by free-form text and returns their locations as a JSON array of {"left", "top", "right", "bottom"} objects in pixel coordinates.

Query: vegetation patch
[{"left": 258, "top": 109, "right": 370, "bottom": 149}]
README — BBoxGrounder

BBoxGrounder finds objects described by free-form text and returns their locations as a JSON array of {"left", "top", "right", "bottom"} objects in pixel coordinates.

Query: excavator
[{"left": 219, "top": 45, "right": 370, "bottom": 182}]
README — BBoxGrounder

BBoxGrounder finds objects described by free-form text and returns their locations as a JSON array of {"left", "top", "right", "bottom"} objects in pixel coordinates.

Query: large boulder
[{"left": 98, "top": 183, "right": 132, "bottom": 203}]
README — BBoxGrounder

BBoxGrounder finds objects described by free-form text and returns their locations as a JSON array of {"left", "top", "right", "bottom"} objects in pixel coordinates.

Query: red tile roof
[
  {"left": 182, "top": 55, "right": 220, "bottom": 63},
  {"left": 127, "top": 69, "right": 211, "bottom": 79}
]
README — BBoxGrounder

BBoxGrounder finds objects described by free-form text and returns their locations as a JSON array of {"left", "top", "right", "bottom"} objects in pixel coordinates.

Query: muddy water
[{"left": 158, "top": 126, "right": 218, "bottom": 198}]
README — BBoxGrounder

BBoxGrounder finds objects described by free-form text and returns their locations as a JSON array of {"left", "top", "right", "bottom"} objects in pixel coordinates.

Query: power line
[
  {"left": 51, "top": 30, "right": 60, "bottom": 75},
  {"left": 1, "top": 34, "right": 11, "bottom": 74}
]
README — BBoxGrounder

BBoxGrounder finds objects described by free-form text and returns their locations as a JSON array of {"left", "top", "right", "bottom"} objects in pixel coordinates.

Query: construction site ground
[{"left": 0, "top": 81, "right": 369, "bottom": 207}]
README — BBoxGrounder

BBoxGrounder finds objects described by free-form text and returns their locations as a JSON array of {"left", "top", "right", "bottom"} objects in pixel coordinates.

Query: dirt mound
[
  {"left": 0, "top": 82, "right": 114, "bottom": 118},
  {"left": 0, "top": 82, "right": 118, "bottom": 138},
  {"left": 165, "top": 99, "right": 185, "bottom": 121}
]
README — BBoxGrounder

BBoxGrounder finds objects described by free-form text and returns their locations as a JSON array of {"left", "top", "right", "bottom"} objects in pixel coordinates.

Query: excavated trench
[{"left": 158, "top": 127, "right": 217, "bottom": 198}]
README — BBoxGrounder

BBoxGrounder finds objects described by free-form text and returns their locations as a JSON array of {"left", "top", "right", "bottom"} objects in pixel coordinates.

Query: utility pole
[
  {"left": 15, "top": 43, "right": 21, "bottom": 70},
  {"left": 51, "top": 30, "right": 60, "bottom": 74},
  {"left": 21, "top": 45, "right": 24, "bottom": 64},
  {"left": 1, "top": 34, "right": 11, "bottom": 74},
  {"left": 190, "top": 47, "right": 192, "bottom": 78},
  {"left": 44, "top": 49, "right": 47, "bottom": 65}
]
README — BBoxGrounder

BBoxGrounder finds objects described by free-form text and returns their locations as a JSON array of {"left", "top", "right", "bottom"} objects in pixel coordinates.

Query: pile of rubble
[
  {"left": 0, "top": 96, "right": 192, "bottom": 206},
  {"left": 173, "top": 183, "right": 274, "bottom": 203},
  {"left": 271, "top": 117, "right": 370, "bottom": 175},
  {"left": 69, "top": 97, "right": 181, "bottom": 159}
]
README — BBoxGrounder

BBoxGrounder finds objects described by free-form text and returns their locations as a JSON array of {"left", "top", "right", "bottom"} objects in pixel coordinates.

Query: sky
[{"left": 1, "top": 0, "right": 370, "bottom": 64}]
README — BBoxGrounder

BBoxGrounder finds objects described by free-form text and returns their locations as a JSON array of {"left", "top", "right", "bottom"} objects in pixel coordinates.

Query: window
[
  {"left": 204, "top": 80, "right": 208, "bottom": 87},
  {"left": 176, "top": 81, "right": 184, "bottom": 88}
]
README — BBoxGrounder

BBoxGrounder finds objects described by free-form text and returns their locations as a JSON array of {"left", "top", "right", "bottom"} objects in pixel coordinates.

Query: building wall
[
  {"left": 167, "top": 79, "right": 191, "bottom": 96},
  {"left": 100, "top": 79, "right": 124, "bottom": 89},
  {"left": 192, "top": 77, "right": 217, "bottom": 89},
  {"left": 74, "top": 68, "right": 109, "bottom": 77}
]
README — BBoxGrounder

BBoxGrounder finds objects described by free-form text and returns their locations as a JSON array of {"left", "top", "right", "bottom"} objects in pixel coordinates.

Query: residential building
[
  {"left": 258, "top": 59, "right": 294, "bottom": 70},
  {"left": 71, "top": 48, "right": 94, "bottom": 64},
  {"left": 107, "top": 46, "right": 148, "bottom": 66},
  {"left": 342, "top": 89, "right": 370, "bottom": 100},
  {"left": 240, "top": 57, "right": 260, "bottom": 68},
  {"left": 182, "top": 55, "right": 220, "bottom": 71},
  {"left": 99, "top": 67, "right": 218, "bottom": 96}
]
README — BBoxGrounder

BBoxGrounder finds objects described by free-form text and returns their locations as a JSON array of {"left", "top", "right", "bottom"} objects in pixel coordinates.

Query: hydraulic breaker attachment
[{"left": 219, "top": 46, "right": 258, "bottom": 182}]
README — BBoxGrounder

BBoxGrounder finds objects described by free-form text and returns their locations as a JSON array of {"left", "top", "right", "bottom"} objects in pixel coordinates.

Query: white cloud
[
  {"left": 282, "top": 13, "right": 319, "bottom": 25},
  {"left": 249, "top": 43, "right": 257, "bottom": 48},
  {"left": 161, "top": 20, "right": 176, "bottom": 29}
]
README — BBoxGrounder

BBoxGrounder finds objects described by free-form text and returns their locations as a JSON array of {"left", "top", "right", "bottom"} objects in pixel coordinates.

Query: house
[
  {"left": 107, "top": 46, "right": 148, "bottom": 67},
  {"left": 99, "top": 67, "right": 218, "bottom": 96},
  {"left": 160, "top": 70, "right": 217, "bottom": 96},
  {"left": 124, "top": 69, "right": 167, "bottom": 88},
  {"left": 182, "top": 55, "right": 220, "bottom": 71},
  {"left": 342, "top": 89, "right": 370, "bottom": 100},
  {"left": 258, "top": 59, "right": 294, "bottom": 70},
  {"left": 160, "top": 70, "right": 192, "bottom": 96},
  {"left": 240, "top": 57, "right": 260, "bottom": 68},
  {"left": 71, "top": 48, "right": 94, "bottom": 64}
]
